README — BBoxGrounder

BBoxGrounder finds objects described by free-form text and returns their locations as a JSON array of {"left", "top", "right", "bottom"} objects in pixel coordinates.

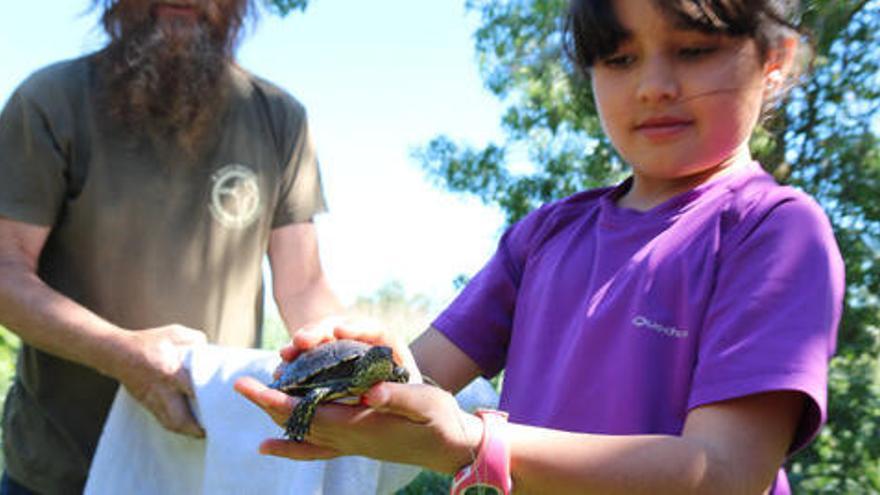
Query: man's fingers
[
  {"left": 259, "top": 438, "right": 340, "bottom": 460},
  {"left": 173, "top": 366, "right": 196, "bottom": 398},
  {"left": 362, "top": 382, "right": 435, "bottom": 423},
  {"left": 157, "top": 390, "right": 205, "bottom": 438},
  {"left": 169, "top": 326, "right": 208, "bottom": 347}
]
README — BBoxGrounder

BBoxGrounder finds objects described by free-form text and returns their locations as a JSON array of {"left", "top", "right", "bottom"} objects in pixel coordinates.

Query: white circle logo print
[{"left": 209, "top": 164, "right": 262, "bottom": 229}]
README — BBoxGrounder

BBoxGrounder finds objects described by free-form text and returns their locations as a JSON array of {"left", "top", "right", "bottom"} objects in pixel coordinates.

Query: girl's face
[{"left": 591, "top": 0, "right": 780, "bottom": 205}]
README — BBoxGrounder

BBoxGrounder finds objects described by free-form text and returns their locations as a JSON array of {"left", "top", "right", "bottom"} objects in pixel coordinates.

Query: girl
[{"left": 236, "top": 0, "right": 844, "bottom": 493}]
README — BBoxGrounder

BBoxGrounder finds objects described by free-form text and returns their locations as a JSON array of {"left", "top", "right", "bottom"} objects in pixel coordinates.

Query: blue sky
[{"left": 1, "top": 1, "right": 508, "bottom": 307}]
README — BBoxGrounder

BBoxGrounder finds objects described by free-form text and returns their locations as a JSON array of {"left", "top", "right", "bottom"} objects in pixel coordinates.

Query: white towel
[{"left": 84, "top": 344, "right": 424, "bottom": 495}]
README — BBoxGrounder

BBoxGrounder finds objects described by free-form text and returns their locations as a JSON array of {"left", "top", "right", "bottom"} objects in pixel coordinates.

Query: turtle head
[
  {"left": 391, "top": 364, "right": 410, "bottom": 384},
  {"left": 354, "top": 345, "right": 409, "bottom": 387}
]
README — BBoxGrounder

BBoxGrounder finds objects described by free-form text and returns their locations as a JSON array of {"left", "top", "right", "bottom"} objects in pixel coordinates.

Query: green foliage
[
  {"left": 260, "top": 315, "right": 292, "bottom": 351},
  {"left": 0, "top": 326, "right": 18, "bottom": 407},
  {"left": 418, "top": 0, "right": 880, "bottom": 491},
  {"left": 350, "top": 281, "right": 437, "bottom": 344},
  {"left": 0, "top": 326, "right": 20, "bottom": 469},
  {"left": 263, "top": 0, "right": 309, "bottom": 16},
  {"left": 416, "top": 0, "right": 625, "bottom": 225},
  {"left": 394, "top": 470, "right": 451, "bottom": 495}
]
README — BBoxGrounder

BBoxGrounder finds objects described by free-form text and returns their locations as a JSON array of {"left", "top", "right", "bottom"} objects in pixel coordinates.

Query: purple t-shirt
[{"left": 433, "top": 161, "right": 844, "bottom": 493}]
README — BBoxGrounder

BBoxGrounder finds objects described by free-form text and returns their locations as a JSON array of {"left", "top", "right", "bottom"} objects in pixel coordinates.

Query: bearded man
[{"left": 0, "top": 1, "right": 342, "bottom": 493}]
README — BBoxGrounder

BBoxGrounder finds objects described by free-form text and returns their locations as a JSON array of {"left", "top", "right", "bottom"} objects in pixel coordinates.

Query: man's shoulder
[
  {"left": 231, "top": 66, "right": 306, "bottom": 120},
  {"left": 16, "top": 56, "right": 92, "bottom": 101}
]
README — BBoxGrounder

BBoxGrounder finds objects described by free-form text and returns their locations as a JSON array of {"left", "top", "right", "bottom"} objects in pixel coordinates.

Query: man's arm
[
  {"left": 268, "top": 222, "right": 344, "bottom": 336},
  {"left": 0, "top": 216, "right": 206, "bottom": 437}
]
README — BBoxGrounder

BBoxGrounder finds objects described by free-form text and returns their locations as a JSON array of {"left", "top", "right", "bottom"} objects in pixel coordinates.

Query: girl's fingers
[
  {"left": 292, "top": 326, "right": 335, "bottom": 350},
  {"left": 259, "top": 438, "right": 341, "bottom": 460},
  {"left": 234, "top": 376, "right": 296, "bottom": 425},
  {"left": 332, "top": 319, "right": 388, "bottom": 345},
  {"left": 278, "top": 344, "right": 299, "bottom": 362},
  {"left": 281, "top": 315, "right": 352, "bottom": 362},
  {"left": 362, "top": 382, "right": 439, "bottom": 423}
]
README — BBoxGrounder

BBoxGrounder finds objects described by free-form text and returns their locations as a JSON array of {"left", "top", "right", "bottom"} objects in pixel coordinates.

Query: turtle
[{"left": 268, "top": 339, "right": 410, "bottom": 442}]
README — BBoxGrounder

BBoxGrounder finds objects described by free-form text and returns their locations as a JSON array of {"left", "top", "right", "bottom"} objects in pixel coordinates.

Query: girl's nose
[{"left": 636, "top": 58, "right": 680, "bottom": 104}]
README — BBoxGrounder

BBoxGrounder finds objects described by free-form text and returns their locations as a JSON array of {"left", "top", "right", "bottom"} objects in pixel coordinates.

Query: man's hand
[
  {"left": 111, "top": 325, "right": 207, "bottom": 438},
  {"left": 0, "top": 217, "right": 207, "bottom": 437}
]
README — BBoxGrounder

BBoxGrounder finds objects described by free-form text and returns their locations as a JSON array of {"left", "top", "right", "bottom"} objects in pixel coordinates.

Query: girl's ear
[
  {"left": 764, "top": 35, "right": 799, "bottom": 80},
  {"left": 763, "top": 35, "right": 799, "bottom": 96}
]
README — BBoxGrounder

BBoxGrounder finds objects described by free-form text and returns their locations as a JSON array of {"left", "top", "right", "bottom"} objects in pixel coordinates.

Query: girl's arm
[
  {"left": 236, "top": 326, "right": 802, "bottom": 494},
  {"left": 410, "top": 328, "right": 803, "bottom": 493},
  {"left": 410, "top": 327, "right": 483, "bottom": 393},
  {"left": 236, "top": 377, "right": 800, "bottom": 494},
  {"left": 504, "top": 390, "right": 802, "bottom": 494}
]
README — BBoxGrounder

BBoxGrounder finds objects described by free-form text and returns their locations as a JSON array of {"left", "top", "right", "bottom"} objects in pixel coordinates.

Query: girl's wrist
[
  {"left": 450, "top": 409, "right": 514, "bottom": 495},
  {"left": 445, "top": 411, "right": 484, "bottom": 474}
]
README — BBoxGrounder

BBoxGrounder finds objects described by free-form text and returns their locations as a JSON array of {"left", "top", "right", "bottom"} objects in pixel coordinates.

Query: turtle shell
[{"left": 270, "top": 339, "right": 374, "bottom": 395}]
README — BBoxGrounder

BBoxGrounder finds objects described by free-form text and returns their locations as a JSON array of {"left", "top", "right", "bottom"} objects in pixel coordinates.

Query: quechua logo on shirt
[
  {"left": 209, "top": 164, "right": 262, "bottom": 229},
  {"left": 632, "top": 315, "right": 689, "bottom": 339}
]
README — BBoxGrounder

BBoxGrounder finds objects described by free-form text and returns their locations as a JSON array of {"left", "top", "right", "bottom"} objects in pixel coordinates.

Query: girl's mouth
[{"left": 634, "top": 117, "right": 694, "bottom": 141}]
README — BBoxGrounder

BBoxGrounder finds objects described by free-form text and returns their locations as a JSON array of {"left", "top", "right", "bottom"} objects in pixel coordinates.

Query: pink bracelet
[{"left": 450, "top": 409, "right": 512, "bottom": 495}]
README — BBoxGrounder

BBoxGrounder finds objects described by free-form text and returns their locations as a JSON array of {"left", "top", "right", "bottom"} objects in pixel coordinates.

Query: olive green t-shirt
[{"left": 0, "top": 56, "right": 327, "bottom": 494}]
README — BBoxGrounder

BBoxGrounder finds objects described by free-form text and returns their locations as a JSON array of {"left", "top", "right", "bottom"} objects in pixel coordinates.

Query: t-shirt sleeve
[
  {"left": 271, "top": 102, "right": 328, "bottom": 228},
  {"left": 689, "top": 196, "right": 844, "bottom": 454},
  {"left": 432, "top": 206, "right": 554, "bottom": 377},
  {"left": 0, "top": 88, "right": 69, "bottom": 226}
]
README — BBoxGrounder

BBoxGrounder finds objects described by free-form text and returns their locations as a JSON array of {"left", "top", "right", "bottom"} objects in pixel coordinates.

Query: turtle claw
[
  {"left": 285, "top": 394, "right": 320, "bottom": 442},
  {"left": 285, "top": 419, "right": 309, "bottom": 443},
  {"left": 284, "top": 408, "right": 310, "bottom": 442}
]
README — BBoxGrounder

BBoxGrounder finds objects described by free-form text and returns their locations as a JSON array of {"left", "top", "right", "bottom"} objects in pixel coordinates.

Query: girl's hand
[{"left": 233, "top": 378, "right": 482, "bottom": 474}]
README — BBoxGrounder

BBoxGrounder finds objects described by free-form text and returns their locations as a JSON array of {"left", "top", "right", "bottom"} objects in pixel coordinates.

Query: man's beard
[{"left": 95, "top": 17, "right": 230, "bottom": 154}]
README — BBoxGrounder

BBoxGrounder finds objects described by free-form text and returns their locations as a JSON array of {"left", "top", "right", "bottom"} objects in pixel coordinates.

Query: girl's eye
[
  {"left": 601, "top": 54, "right": 635, "bottom": 69},
  {"left": 678, "top": 46, "right": 718, "bottom": 59}
]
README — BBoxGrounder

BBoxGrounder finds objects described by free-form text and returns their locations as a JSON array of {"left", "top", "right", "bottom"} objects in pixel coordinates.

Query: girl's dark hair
[{"left": 563, "top": 0, "right": 806, "bottom": 73}]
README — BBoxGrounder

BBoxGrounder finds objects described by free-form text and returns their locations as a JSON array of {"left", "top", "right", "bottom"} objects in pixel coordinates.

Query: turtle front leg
[{"left": 286, "top": 387, "right": 331, "bottom": 442}]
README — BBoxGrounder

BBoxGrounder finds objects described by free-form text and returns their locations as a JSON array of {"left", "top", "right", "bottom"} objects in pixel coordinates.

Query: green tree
[
  {"left": 263, "top": 0, "right": 309, "bottom": 16},
  {"left": 417, "top": 0, "right": 880, "bottom": 491},
  {"left": 0, "top": 326, "right": 20, "bottom": 468}
]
